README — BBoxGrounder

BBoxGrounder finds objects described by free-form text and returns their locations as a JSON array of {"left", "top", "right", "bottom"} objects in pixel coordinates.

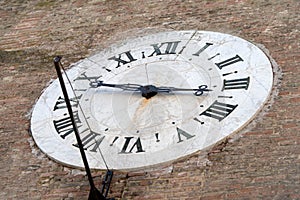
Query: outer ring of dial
[{"left": 30, "top": 30, "right": 273, "bottom": 169}]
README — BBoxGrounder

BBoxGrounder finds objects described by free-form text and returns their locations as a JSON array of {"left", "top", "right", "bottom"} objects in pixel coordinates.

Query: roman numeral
[
  {"left": 222, "top": 77, "right": 250, "bottom": 91},
  {"left": 53, "top": 111, "right": 81, "bottom": 139},
  {"left": 108, "top": 51, "right": 137, "bottom": 68},
  {"left": 193, "top": 42, "right": 213, "bottom": 56},
  {"left": 215, "top": 55, "right": 243, "bottom": 69},
  {"left": 148, "top": 41, "right": 181, "bottom": 57},
  {"left": 53, "top": 96, "right": 81, "bottom": 111},
  {"left": 177, "top": 127, "right": 195, "bottom": 143},
  {"left": 119, "top": 137, "right": 145, "bottom": 154},
  {"left": 74, "top": 72, "right": 102, "bottom": 88},
  {"left": 73, "top": 130, "right": 105, "bottom": 152},
  {"left": 200, "top": 100, "right": 238, "bottom": 121}
]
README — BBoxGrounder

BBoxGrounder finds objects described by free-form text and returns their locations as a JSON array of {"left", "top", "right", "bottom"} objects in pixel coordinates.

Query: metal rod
[
  {"left": 53, "top": 56, "right": 105, "bottom": 200},
  {"left": 101, "top": 170, "right": 114, "bottom": 198}
]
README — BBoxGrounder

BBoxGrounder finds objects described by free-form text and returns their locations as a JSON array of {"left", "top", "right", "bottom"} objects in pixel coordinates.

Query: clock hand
[
  {"left": 156, "top": 85, "right": 212, "bottom": 96},
  {"left": 90, "top": 80, "right": 143, "bottom": 91},
  {"left": 91, "top": 81, "right": 158, "bottom": 99},
  {"left": 91, "top": 81, "right": 212, "bottom": 98}
]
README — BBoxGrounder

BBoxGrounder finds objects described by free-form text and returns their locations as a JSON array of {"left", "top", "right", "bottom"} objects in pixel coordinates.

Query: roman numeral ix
[{"left": 53, "top": 96, "right": 81, "bottom": 111}]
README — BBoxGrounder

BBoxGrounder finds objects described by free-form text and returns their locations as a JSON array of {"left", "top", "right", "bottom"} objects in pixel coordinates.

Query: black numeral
[
  {"left": 108, "top": 51, "right": 137, "bottom": 68},
  {"left": 148, "top": 41, "right": 181, "bottom": 57},
  {"left": 193, "top": 42, "right": 213, "bottom": 56},
  {"left": 200, "top": 101, "right": 238, "bottom": 121},
  {"left": 73, "top": 130, "right": 105, "bottom": 152},
  {"left": 53, "top": 111, "right": 81, "bottom": 139},
  {"left": 215, "top": 55, "right": 243, "bottom": 69},
  {"left": 222, "top": 77, "right": 250, "bottom": 91},
  {"left": 119, "top": 137, "right": 145, "bottom": 154},
  {"left": 177, "top": 127, "right": 195, "bottom": 143},
  {"left": 74, "top": 72, "right": 102, "bottom": 87},
  {"left": 53, "top": 96, "right": 81, "bottom": 111}
]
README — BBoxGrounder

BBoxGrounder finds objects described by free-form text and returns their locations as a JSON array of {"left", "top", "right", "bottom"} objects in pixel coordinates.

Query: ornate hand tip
[{"left": 90, "top": 80, "right": 103, "bottom": 88}]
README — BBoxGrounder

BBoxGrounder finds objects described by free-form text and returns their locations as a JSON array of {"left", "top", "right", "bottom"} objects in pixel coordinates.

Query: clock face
[{"left": 30, "top": 30, "right": 273, "bottom": 169}]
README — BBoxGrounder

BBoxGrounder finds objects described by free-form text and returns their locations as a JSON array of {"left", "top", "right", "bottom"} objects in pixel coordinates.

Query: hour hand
[{"left": 90, "top": 80, "right": 142, "bottom": 91}]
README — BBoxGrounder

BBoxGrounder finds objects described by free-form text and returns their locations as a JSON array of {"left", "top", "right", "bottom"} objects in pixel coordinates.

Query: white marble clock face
[{"left": 30, "top": 30, "right": 273, "bottom": 169}]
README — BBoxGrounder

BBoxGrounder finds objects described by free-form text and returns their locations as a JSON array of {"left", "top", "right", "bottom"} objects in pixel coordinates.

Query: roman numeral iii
[{"left": 222, "top": 77, "right": 250, "bottom": 90}]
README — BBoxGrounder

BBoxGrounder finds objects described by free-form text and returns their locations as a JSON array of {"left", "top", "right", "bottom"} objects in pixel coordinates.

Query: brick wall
[{"left": 0, "top": 0, "right": 299, "bottom": 199}]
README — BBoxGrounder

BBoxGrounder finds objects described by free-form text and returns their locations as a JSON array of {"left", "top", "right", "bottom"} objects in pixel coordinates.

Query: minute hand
[
  {"left": 91, "top": 81, "right": 142, "bottom": 91},
  {"left": 156, "top": 85, "right": 212, "bottom": 96}
]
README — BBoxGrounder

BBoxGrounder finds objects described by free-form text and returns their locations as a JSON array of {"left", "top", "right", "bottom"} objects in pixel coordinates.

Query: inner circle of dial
[{"left": 79, "top": 59, "right": 213, "bottom": 137}]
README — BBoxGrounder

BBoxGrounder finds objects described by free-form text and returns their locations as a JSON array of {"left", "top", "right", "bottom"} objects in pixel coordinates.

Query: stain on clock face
[{"left": 30, "top": 31, "right": 273, "bottom": 169}]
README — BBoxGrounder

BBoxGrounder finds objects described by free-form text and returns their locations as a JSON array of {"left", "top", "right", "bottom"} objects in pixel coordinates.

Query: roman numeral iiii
[{"left": 200, "top": 100, "right": 238, "bottom": 121}]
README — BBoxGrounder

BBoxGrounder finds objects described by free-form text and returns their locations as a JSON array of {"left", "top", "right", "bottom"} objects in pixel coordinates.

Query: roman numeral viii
[
  {"left": 200, "top": 100, "right": 238, "bottom": 121},
  {"left": 73, "top": 131, "right": 105, "bottom": 152}
]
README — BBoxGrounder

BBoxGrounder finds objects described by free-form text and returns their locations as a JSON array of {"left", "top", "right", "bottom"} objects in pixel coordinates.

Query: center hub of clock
[{"left": 140, "top": 85, "right": 158, "bottom": 99}]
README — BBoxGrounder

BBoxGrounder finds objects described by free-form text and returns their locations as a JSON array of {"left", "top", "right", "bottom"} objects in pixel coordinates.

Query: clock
[{"left": 30, "top": 30, "right": 273, "bottom": 169}]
